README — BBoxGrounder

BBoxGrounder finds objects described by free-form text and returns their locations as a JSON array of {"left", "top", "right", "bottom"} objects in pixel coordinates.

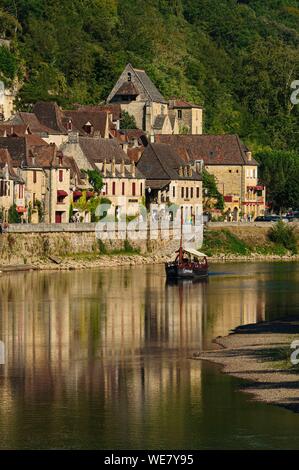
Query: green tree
[
  {"left": 256, "top": 150, "right": 299, "bottom": 212},
  {"left": 120, "top": 111, "right": 137, "bottom": 130},
  {"left": 8, "top": 204, "right": 21, "bottom": 223},
  {"left": 202, "top": 169, "right": 224, "bottom": 211}
]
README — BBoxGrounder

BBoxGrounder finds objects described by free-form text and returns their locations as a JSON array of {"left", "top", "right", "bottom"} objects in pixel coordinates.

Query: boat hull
[{"left": 165, "top": 263, "right": 208, "bottom": 279}]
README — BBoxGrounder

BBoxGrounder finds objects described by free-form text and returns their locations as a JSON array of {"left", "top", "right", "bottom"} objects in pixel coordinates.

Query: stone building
[
  {"left": 61, "top": 135, "right": 145, "bottom": 218},
  {"left": 136, "top": 143, "right": 202, "bottom": 223},
  {"left": 0, "top": 148, "right": 25, "bottom": 222},
  {"left": 156, "top": 134, "right": 266, "bottom": 220},
  {"left": 107, "top": 64, "right": 202, "bottom": 138},
  {"left": 0, "top": 135, "right": 74, "bottom": 223},
  {"left": 0, "top": 81, "right": 16, "bottom": 121}
]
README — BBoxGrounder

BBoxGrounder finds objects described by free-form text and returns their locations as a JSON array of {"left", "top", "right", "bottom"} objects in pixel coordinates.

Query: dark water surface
[{"left": 0, "top": 262, "right": 299, "bottom": 449}]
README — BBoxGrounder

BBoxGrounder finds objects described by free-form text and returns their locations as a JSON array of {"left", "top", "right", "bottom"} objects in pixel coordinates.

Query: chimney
[
  {"left": 131, "top": 162, "right": 136, "bottom": 177},
  {"left": 246, "top": 151, "right": 252, "bottom": 161},
  {"left": 103, "top": 159, "right": 107, "bottom": 177},
  {"left": 121, "top": 159, "right": 125, "bottom": 177},
  {"left": 111, "top": 158, "right": 116, "bottom": 177}
]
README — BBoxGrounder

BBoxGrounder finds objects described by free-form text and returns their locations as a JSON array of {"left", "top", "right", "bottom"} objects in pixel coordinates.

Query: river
[{"left": 0, "top": 262, "right": 298, "bottom": 449}]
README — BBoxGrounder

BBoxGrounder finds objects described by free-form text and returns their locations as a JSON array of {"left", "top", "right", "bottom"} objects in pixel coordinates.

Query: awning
[
  {"left": 86, "top": 191, "right": 94, "bottom": 199},
  {"left": 57, "top": 190, "right": 68, "bottom": 197},
  {"left": 176, "top": 247, "right": 207, "bottom": 258},
  {"left": 73, "top": 190, "right": 82, "bottom": 199}
]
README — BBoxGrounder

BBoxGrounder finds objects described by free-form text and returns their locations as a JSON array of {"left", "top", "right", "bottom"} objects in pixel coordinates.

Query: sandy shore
[{"left": 194, "top": 317, "right": 299, "bottom": 413}]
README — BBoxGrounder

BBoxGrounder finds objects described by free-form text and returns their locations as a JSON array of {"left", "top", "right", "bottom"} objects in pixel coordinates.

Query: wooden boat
[
  {"left": 165, "top": 247, "right": 209, "bottom": 280},
  {"left": 165, "top": 207, "right": 208, "bottom": 280}
]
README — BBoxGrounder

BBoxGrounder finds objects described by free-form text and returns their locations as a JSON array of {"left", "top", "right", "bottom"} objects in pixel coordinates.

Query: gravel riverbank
[{"left": 194, "top": 316, "right": 299, "bottom": 413}]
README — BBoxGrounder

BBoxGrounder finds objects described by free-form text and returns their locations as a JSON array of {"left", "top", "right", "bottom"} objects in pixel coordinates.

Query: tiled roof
[
  {"left": 0, "top": 135, "right": 69, "bottom": 169},
  {"left": 33, "top": 102, "right": 67, "bottom": 134},
  {"left": 79, "top": 137, "right": 130, "bottom": 165},
  {"left": 155, "top": 134, "right": 258, "bottom": 166},
  {"left": 0, "top": 124, "right": 29, "bottom": 137},
  {"left": 9, "top": 112, "right": 54, "bottom": 135},
  {"left": 63, "top": 110, "right": 108, "bottom": 137},
  {"left": 114, "top": 81, "right": 139, "bottom": 96},
  {"left": 137, "top": 143, "right": 202, "bottom": 181},
  {"left": 0, "top": 148, "right": 21, "bottom": 181},
  {"left": 81, "top": 104, "right": 121, "bottom": 121},
  {"left": 169, "top": 99, "right": 202, "bottom": 109},
  {"left": 127, "top": 147, "right": 143, "bottom": 163},
  {"left": 133, "top": 67, "right": 166, "bottom": 103}
]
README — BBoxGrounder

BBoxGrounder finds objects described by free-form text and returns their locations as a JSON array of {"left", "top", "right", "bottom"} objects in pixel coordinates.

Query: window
[
  {"left": 33, "top": 170, "right": 37, "bottom": 184},
  {"left": 140, "top": 183, "right": 143, "bottom": 195},
  {"left": 181, "top": 187, "right": 184, "bottom": 198},
  {"left": 59, "top": 170, "right": 63, "bottom": 182},
  {"left": 173, "top": 186, "right": 176, "bottom": 198},
  {"left": 196, "top": 187, "right": 200, "bottom": 198},
  {"left": 186, "top": 187, "right": 189, "bottom": 199},
  {"left": 132, "top": 182, "right": 136, "bottom": 196},
  {"left": 128, "top": 72, "right": 132, "bottom": 82},
  {"left": 122, "top": 182, "right": 125, "bottom": 196},
  {"left": 178, "top": 109, "right": 182, "bottom": 120},
  {"left": 19, "top": 184, "right": 23, "bottom": 199},
  {"left": 33, "top": 193, "right": 36, "bottom": 206},
  {"left": 112, "top": 182, "right": 116, "bottom": 195},
  {"left": 191, "top": 187, "right": 193, "bottom": 199},
  {"left": 105, "top": 183, "right": 108, "bottom": 195}
]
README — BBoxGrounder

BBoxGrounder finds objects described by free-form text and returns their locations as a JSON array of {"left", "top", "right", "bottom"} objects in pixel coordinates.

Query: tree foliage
[
  {"left": 255, "top": 150, "right": 299, "bottom": 212},
  {"left": 0, "top": 0, "right": 298, "bottom": 150},
  {"left": 120, "top": 111, "right": 137, "bottom": 130},
  {"left": 202, "top": 169, "right": 225, "bottom": 211}
]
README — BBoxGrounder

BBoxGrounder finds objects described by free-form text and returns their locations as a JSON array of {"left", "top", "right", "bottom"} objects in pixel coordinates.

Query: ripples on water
[{"left": 0, "top": 262, "right": 298, "bottom": 449}]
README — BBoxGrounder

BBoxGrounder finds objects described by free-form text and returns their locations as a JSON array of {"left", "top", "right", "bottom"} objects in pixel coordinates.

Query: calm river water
[{"left": 0, "top": 262, "right": 299, "bottom": 449}]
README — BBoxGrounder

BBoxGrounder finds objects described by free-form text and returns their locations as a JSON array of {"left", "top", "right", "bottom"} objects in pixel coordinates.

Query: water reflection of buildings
[{"left": 0, "top": 267, "right": 266, "bottom": 446}]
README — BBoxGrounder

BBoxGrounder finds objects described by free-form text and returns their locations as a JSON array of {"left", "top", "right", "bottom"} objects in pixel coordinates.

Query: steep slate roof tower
[
  {"left": 107, "top": 64, "right": 175, "bottom": 136},
  {"left": 107, "top": 63, "right": 167, "bottom": 105}
]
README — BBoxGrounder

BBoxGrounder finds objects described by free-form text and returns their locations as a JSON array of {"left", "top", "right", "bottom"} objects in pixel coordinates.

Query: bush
[
  {"left": 268, "top": 221, "right": 298, "bottom": 254},
  {"left": 98, "top": 239, "right": 107, "bottom": 254},
  {"left": 8, "top": 204, "right": 21, "bottom": 223}
]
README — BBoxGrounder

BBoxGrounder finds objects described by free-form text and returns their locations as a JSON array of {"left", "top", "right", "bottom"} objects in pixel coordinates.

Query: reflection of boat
[
  {"left": 166, "top": 275, "right": 208, "bottom": 286},
  {"left": 165, "top": 207, "right": 209, "bottom": 280},
  {"left": 165, "top": 247, "right": 209, "bottom": 280}
]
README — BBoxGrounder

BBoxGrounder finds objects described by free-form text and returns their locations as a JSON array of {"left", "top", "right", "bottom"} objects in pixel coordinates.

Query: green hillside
[{"left": 0, "top": 0, "right": 299, "bottom": 151}]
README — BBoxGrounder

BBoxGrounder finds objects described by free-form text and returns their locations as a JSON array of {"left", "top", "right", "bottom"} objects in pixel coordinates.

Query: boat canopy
[{"left": 176, "top": 247, "right": 207, "bottom": 258}]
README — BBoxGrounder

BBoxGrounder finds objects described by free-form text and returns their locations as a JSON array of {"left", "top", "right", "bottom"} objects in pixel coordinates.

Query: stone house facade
[
  {"left": 136, "top": 143, "right": 202, "bottom": 223},
  {"left": 0, "top": 148, "right": 25, "bottom": 222},
  {"left": 156, "top": 134, "right": 266, "bottom": 220},
  {"left": 107, "top": 64, "right": 202, "bottom": 138},
  {"left": 61, "top": 135, "right": 145, "bottom": 219}
]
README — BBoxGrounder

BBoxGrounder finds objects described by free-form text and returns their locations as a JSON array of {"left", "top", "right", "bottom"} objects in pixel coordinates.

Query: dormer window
[
  {"left": 83, "top": 122, "right": 93, "bottom": 135},
  {"left": 128, "top": 72, "right": 132, "bottom": 82},
  {"left": 67, "top": 119, "right": 72, "bottom": 131}
]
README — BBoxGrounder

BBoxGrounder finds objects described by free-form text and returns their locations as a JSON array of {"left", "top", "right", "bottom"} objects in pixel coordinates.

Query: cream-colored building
[
  {"left": 0, "top": 135, "right": 74, "bottom": 223},
  {"left": 137, "top": 143, "right": 202, "bottom": 223},
  {"left": 0, "top": 148, "right": 25, "bottom": 222},
  {"left": 156, "top": 134, "right": 266, "bottom": 220},
  {"left": 61, "top": 134, "right": 145, "bottom": 218},
  {"left": 107, "top": 64, "right": 202, "bottom": 138},
  {"left": 0, "top": 81, "right": 16, "bottom": 121}
]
